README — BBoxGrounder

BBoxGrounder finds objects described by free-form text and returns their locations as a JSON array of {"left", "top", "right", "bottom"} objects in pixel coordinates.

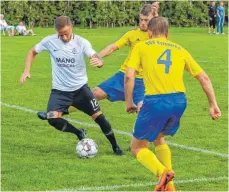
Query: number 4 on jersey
[{"left": 157, "top": 49, "right": 172, "bottom": 74}]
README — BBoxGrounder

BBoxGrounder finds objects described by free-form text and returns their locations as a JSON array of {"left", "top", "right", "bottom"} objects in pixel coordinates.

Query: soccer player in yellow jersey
[
  {"left": 91, "top": 4, "right": 157, "bottom": 111},
  {"left": 125, "top": 17, "right": 221, "bottom": 191}
]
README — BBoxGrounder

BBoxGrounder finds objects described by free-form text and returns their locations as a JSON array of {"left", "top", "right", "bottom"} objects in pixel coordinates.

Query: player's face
[
  {"left": 57, "top": 25, "right": 73, "bottom": 43},
  {"left": 212, "top": 2, "right": 215, "bottom": 6},
  {"left": 139, "top": 14, "right": 153, "bottom": 31},
  {"left": 220, "top": 2, "right": 224, "bottom": 6}
]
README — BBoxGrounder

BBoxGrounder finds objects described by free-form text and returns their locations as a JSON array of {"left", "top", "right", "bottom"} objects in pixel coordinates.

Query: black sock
[
  {"left": 48, "top": 118, "right": 83, "bottom": 139},
  {"left": 94, "top": 114, "right": 118, "bottom": 147}
]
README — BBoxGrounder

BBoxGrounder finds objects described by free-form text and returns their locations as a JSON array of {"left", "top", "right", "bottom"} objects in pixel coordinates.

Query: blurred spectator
[
  {"left": 208, "top": 1, "right": 216, "bottom": 34},
  {"left": 16, "top": 21, "right": 36, "bottom": 36},
  {"left": 0, "top": 14, "right": 15, "bottom": 36},
  {"left": 216, "top": 1, "right": 225, "bottom": 35}
]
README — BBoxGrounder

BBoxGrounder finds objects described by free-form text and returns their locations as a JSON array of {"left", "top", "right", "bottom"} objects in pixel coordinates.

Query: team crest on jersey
[{"left": 72, "top": 48, "right": 77, "bottom": 54}]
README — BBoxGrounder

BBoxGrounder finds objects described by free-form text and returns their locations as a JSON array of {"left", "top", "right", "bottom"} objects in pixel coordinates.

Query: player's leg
[
  {"left": 131, "top": 137, "right": 174, "bottom": 192},
  {"left": 93, "top": 72, "right": 126, "bottom": 102},
  {"left": 73, "top": 84, "right": 123, "bottom": 155},
  {"left": 154, "top": 134, "right": 175, "bottom": 191},
  {"left": 132, "top": 96, "right": 175, "bottom": 191},
  {"left": 92, "top": 87, "right": 108, "bottom": 100},
  {"left": 46, "top": 111, "right": 86, "bottom": 140},
  {"left": 38, "top": 89, "right": 86, "bottom": 140}
]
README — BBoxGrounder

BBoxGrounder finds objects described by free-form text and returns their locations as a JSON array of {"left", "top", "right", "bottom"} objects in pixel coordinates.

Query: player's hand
[
  {"left": 20, "top": 72, "right": 31, "bottom": 84},
  {"left": 90, "top": 57, "right": 104, "bottom": 68},
  {"left": 126, "top": 103, "right": 138, "bottom": 114},
  {"left": 209, "top": 105, "right": 221, "bottom": 120},
  {"left": 209, "top": 17, "right": 212, "bottom": 21}
]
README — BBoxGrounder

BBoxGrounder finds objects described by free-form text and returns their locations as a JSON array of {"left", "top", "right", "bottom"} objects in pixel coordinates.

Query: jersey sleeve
[
  {"left": 34, "top": 36, "right": 50, "bottom": 53},
  {"left": 183, "top": 49, "right": 203, "bottom": 77},
  {"left": 126, "top": 44, "right": 141, "bottom": 72},
  {"left": 81, "top": 38, "right": 96, "bottom": 57},
  {"left": 114, "top": 31, "right": 131, "bottom": 49}
]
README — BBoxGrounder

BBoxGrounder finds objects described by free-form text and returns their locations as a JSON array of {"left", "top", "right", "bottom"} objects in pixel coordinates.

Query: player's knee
[
  {"left": 47, "top": 111, "right": 62, "bottom": 119},
  {"left": 92, "top": 87, "right": 107, "bottom": 100}
]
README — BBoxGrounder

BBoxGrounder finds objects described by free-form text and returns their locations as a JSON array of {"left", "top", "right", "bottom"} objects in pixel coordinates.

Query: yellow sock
[
  {"left": 155, "top": 144, "right": 174, "bottom": 186},
  {"left": 136, "top": 148, "right": 166, "bottom": 177}
]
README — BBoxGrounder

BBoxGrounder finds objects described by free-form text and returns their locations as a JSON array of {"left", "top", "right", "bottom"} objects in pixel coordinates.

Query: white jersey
[
  {"left": 35, "top": 34, "right": 96, "bottom": 91},
  {"left": 16, "top": 25, "right": 26, "bottom": 34}
]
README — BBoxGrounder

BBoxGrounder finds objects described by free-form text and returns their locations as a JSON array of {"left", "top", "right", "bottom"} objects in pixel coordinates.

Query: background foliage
[{"left": 1, "top": 1, "right": 228, "bottom": 28}]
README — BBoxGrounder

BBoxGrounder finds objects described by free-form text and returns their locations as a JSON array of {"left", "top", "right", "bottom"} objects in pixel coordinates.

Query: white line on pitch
[
  {"left": 1, "top": 102, "right": 228, "bottom": 159},
  {"left": 60, "top": 176, "right": 228, "bottom": 191}
]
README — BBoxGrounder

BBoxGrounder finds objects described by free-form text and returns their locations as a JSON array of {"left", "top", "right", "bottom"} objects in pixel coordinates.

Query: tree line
[{"left": 1, "top": 1, "right": 228, "bottom": 28}]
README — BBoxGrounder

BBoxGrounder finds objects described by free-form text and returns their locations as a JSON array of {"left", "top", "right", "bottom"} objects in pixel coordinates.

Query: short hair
[
  {"left": 148, "top": 17, "right": 169, "bottom": 36},
  {"left": 140, "top": 4, "right": 155, "bottom": 16},
  {"left": 54, "top": 16, "right": 72, "bottom": 30}
]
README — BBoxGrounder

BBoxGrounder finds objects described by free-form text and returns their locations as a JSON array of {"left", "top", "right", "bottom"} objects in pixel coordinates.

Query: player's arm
[
  {"left": 90, "top": 53, "right": 104, "bottom": 68},
  {"left": 184, "top": 50, "right": 221, "bottom": 120},
  {"left": 124, "top": 44, "right": 141, "bottom": 114},
  {"left": 99, "top": 31, "right": 130, "bottom": 58},
  {"left": 99, "top": 44, "right": 118, "bottom": 58},
  {"left": 125, "top": 68, "right": 137, "bottom": 113},
  {"left": 20, "top": 48, "right": 38, "bottom": 84},
  {"left": 195, "top": 71, "right": 221, "bottom": 120}
]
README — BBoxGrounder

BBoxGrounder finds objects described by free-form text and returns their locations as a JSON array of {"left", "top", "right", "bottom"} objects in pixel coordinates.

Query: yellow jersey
[
  {"left": 114, "top": 28, "right": 149, "bottom": 78},
  {"left": 127, "top": 37, "right": 203, "bottom": 95}
]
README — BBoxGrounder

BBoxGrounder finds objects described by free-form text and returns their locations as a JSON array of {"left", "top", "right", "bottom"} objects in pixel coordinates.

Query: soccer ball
[{"left": 76, "top": 138, "right": 98, "bottom": 158}]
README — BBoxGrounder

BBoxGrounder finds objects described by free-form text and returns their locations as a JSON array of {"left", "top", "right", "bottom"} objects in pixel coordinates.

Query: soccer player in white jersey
[{"left": 20, "top": 16, "right": 123, "bottom": 155}]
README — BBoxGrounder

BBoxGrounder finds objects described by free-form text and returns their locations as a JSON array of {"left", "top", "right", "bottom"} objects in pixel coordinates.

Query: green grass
[{"left": 1, "top": 26, "right": 228, "bottom": 191}]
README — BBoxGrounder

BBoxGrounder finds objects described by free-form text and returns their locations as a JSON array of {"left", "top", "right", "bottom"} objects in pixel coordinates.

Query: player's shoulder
[
  {"left": 40, "top": 34, "right": 58, "bottom": 43},
  {"left": 73, "top": 34, "right": 92, "bottom": 47},
  {"left": 120, "top": 27, "right": 140, "bottom": 37}
]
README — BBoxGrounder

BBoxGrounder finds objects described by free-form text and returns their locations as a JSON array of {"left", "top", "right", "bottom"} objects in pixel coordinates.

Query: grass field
[{"left": 1, "top": 26, "right": 228, "bottom": 191}]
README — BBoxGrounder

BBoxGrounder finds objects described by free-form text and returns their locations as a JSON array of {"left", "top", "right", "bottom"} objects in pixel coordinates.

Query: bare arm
[
  {"left": 90, "top": 53, "right": 104, "bottom": 68},
  {"left": 99, "top": 44, "right": 118, "bottom": 58},
  {"left": 20, "top": 48, "right": 38, "bottom": 84},
  {"left": 195, "top": 71, "right": 221, "bottom": 120},
  {"left": 124, "top": 68, "right": 137, "bottom": 113}
]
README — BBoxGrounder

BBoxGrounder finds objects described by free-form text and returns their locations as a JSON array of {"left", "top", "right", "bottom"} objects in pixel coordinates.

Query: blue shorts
[
  {"left": 133, "top": 93, "right": 187, "bottom": 142},
  {"left": 98, "top": 71, "right": 144, "bottom": 105}
]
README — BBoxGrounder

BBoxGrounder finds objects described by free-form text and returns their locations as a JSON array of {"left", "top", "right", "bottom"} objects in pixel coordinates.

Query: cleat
[
  {"left": 112, "top": 145, "right": 124, "bottom": 156},
  {"left": 154, "top": 170, "right": 175, "bottom": 192},
  {"left": 77, "top": 128, "right": 86, "bottom": 140},
  {"left": 37, "top": 112, "right": 48, "bottom": 120}
]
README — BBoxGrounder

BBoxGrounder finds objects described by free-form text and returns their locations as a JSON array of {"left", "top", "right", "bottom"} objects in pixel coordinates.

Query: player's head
[
  {"left": 148, "top": 17, "right": 169, "bottom": 39},
  {"left": 19, "top": 21, "right": 23, "bottom": 26},
  {"left": 0, "top": 14, "right": 3, "bottom": 20},
  {"left": 54, "top": 16, "right": 73, "bottom": 43},
  {"left": 212, "top": 1, "right": 215, "bottom": 6},
  {"left": 220, "top": 1, "right": 224, "bottom": 6},
  {"left": 139, "top": 4, "right": 156, "bottom": 32}
]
